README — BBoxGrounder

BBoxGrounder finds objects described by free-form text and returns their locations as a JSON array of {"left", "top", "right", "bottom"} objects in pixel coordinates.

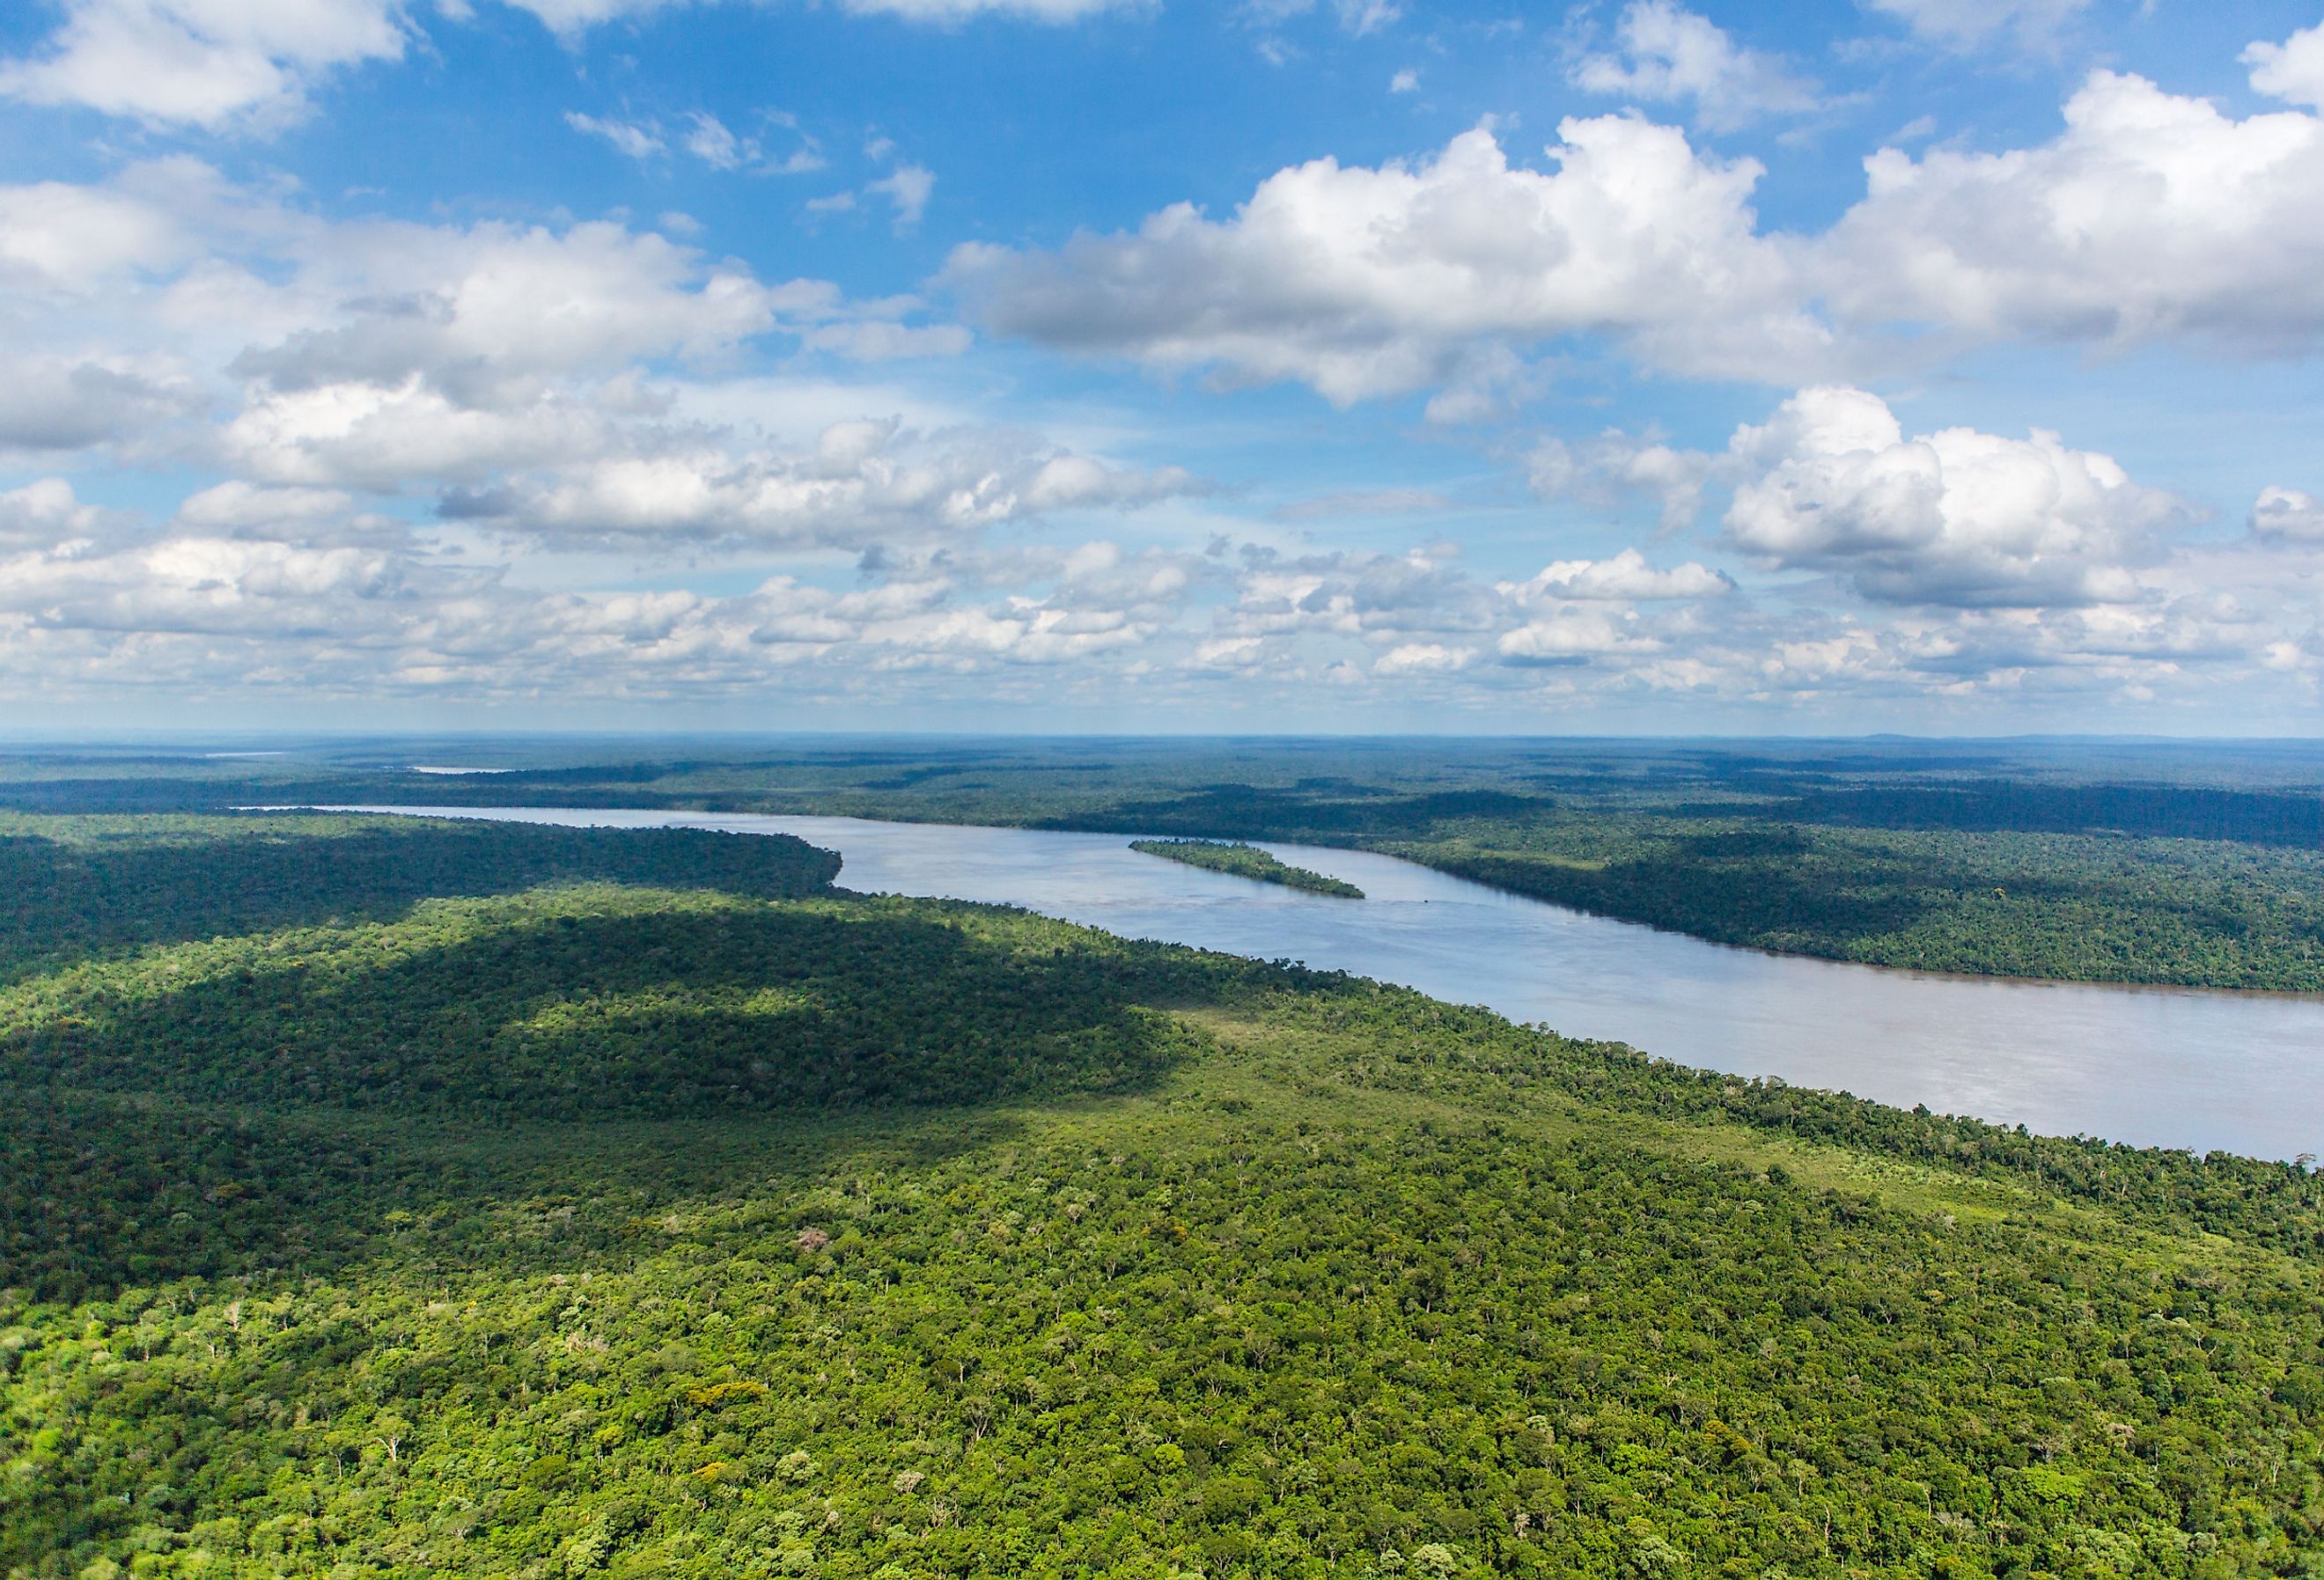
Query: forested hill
[
  {"left": 0, "top": 812, "right": 840, "bottom": 980},
  {"left": 4, "top": 808, "right": 2322, "bottom": 1577}
]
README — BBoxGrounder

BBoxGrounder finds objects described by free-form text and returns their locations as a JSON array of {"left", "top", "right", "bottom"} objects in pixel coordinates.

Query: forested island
[
  {"left": 11, "top": 735, "right": 2323, "bottom": 990},
  {"left": 4, "top": 805, "right": 2322, "bottom": 1576},
  {"left": 1130, "top": 837, "right": 1364, "bottom": 897}
]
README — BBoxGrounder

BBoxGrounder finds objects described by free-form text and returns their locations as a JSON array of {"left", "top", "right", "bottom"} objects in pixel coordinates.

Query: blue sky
[{"left": 2, "top": 0, "right": 2322, "bottom": 733}]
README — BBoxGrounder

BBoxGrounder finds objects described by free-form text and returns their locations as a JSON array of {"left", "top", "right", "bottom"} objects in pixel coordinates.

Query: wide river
[{"left": 340, "top": 805, "right": 2324, "bottom": 1161}]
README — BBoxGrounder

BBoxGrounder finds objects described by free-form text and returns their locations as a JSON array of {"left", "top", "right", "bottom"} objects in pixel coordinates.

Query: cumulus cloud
[
  {"left": 171, "top": 480, "right": 407, "bottom": 544},
  {"left": 0, "top": 0, "right": 408, "bottom": 129},
  {"left": 1822, "top": 66, "right": 2324, "bottom": 353},
  {"left": 1373, "top": 642, "right": 1473, "bottom": 674},
  {"left": 2245, "top": 18, "right": 2324, "bottom": 111},
  {"left": 1572, "top": 1, "right": 1821, "bottom": 131},
  {"left": 0, "top": 161, "right": 984, "bottom": 499},
  {"left": 1722, "top": 386, "right": 2188, "bottom": 607},
  {"left": 1497, "top": 606, "right": 1661, "bottom": 665},
  {"left": 954, "top": 33, "right": 2324, "bottom": 403},
  {"left": 1527, "top": 428, "right": 1715, "bottom": 531},
  {"left": 0, "top": 497, "right": 1210, "bottom": 705},
  {"left": 2250, "top": 486, "right": 2324, "bottom": 543},
  {"left": 0, "top": 357, "right": 205, "bottom": 453},
  {"left": 0, "top": 158, "right": 290, "bottom": 290},
  {"left": 0, "top": 157, "right": 1195, "bottom": 635},
  {"left": 230, "top": 219, "right": 782, "bottom": 402},
  {"left": 1504, "top": 547, "right": 1732, "bottom": 602},
  {"left": 948, "top": 120, "right": 1823, "bottom": 402},
  {"left": 1190, "top": 636, "right": 1267, "bottom": 669},
  {"left": 435, "top": 418, "right": 1202, "bottom": 548},
  {"left": 0, "top": 478, "right": 120, "bottom": 550}
]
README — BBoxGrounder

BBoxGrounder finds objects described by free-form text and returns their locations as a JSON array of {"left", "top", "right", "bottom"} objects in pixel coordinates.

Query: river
[{"left": 328, "top": 805, "right": 2324, "bottom": 1161}]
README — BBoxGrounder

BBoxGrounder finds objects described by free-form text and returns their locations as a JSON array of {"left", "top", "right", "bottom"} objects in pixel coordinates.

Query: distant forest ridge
[{"left": 5, "top": 738, "right": 2324, "bottom": 990}]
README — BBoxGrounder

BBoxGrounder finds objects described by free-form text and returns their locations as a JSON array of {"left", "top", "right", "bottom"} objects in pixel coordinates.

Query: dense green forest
[
  {"left": 1129, "top": 839, "right": 1364, "bottom": 898},
  {"left": 0, "top": 812, "right": 839, "bottom": 983},
  {"left": 4, "top": 808, "right": 2323, "bottom": 1577},
  {"left": 7, "top": 736, "right": 2320, "bottom": 989}
]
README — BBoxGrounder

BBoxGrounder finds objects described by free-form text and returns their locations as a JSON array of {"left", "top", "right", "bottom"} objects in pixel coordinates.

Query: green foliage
[
  {"left": 16, "top": 736, "right": 2313, "bottom": 989},
  {"left": 1129, "top": 839, "right": 1364, "bottom": 898},
  {"left": 0, "top": 812, "right": 840, "bottom": 980},
  {"left": 0, "top": 888, "right": 1204, "bottom": 1126},
  {"left": 4, "top": 811, "right": 2324, "bottom": 1578},
  {"left": 1402, "top": 821, "right": 2324, "bottom": 990},
  {"left": 12, "top": 738, "right": 2324, "bottom": 988}
]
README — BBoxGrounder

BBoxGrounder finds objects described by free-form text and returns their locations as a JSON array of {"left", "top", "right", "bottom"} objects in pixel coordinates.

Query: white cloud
[
  {"left": 2245, "top": 18, "right": 2324, "bottom": 111},
  {"left": 1191, "top": 636, "right": 1267, "bottom": 669},
  {"left": 868, "top": 164, "right": 936, "bottom": 231},
  {"left": 567, "top": 111, "right": 666, "bottom": 160},
  {"left": 1497, "top": 606, "right": 1660, "bottom": 665},
  {"left": 1572, "top": 1, "right": 1820, "bottom": 131},
  {"left": 2250, "top": 486, "right": 2324, "bottom": 543},
  {"left": 1865, "top": 0, "right": 2087, "bottom": 49},
  {"left": 0, "top": 356, "right": 205, "bottom": 452},
  {"left": 0, "top": 478, "right": 118, "bottom": 549},
  {"left": 1723, "top": 386, "right": 2187, "bottom": 607},
  {"left": 1820, "top": 66, "right": 2324, "bottom": 353},
  {"left": 224, "top": 378, "right": 628, "bottom": 490},
  {"left": 1504, "top": 547, "right": 1732, "bottom": 602},
  {"left": 1527, "top": 428, "right": 1714, "bottom": 530},
  {"left": 682, "top": 111, "right": 749, "bottom": 168},
  {"left": 434, "top": 418, "right": 1203, "bottom": 548},
  {"left": 0, "top": 528, "right": 427, "bottom": 638},
  {"left": 1374, "top": 642, "right": 1473, "bottom": 674},
  {"left": 953, "top": 33, "right": 2324, "bottom": 404},
  {"left": 0, "top": 160, "right": 1146, "bottom": 575},
  {"left": 565, "top": 108, "right": 826, "bottom": 174},
  {"left": 0, "top": 0, "right": 408, "bottom": 129},
  {"left": 947, "top": 121, "right": 1823, "bottom": 402},
  {"left": 0, "top": 159, "right": 260, "bottom": 287},
  {"left": 232, "top": 218, "right": 781, "bottom": 400},
  {"left": 0, "top": 0, "right": 1142, "bottom": 134},
  {"left": 1389, "top": 67, "right": 1418, "bottom": 94},
  {"left": 1245, "top": 0, "right": 1399, "bottom": 38}
]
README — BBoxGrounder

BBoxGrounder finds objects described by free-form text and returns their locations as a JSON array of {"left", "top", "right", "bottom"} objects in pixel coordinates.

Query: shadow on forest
[
  {"left": 2, "top": 903, "right": 1227, "bottom": 1302},
  {"left": 3, "top": 1083, "right": 1045, "bottom": 1304},
  {"left": 0, "top": 819, "right": 839, "bottom": 980}
]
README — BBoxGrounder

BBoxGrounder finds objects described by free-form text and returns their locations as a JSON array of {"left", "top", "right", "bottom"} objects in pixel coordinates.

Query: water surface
[{"left": 334, "top": 806, "right": 2324, "bottom": 1161}]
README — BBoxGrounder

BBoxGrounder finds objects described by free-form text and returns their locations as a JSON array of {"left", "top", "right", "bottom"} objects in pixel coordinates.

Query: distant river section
[{"left": 327, "top": 806, "right": 2324, "bottom": 1162}]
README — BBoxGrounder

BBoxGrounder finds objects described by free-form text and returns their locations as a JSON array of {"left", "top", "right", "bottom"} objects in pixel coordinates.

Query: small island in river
[{"left": 1129, "top": 837, "right": 1364, "bottom": 898}]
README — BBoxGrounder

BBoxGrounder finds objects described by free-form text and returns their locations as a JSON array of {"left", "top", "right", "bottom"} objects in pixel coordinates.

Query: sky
[{"left": 3, "top": 0, "right": 2323, "bottom": 734}]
